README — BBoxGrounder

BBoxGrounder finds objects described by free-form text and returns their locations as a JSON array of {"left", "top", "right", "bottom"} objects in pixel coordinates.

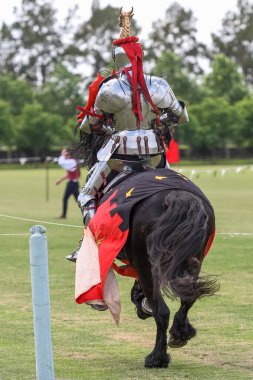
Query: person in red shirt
[{"left": 55, "top": 148, "right": 80, "bottom": 218}]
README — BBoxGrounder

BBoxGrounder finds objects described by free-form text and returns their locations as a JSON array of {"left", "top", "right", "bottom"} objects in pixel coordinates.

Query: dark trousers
[{"left": 62, "top": 181, "right": 79, "bottom": 217}]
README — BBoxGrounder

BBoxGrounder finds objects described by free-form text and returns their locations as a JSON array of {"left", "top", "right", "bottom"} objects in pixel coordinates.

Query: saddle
[
  {"left": 103, "top": 168, "right": 135, "bottom": 195},
  {"left": 103, "top": 153, "right": 163, "bottom": 195}
]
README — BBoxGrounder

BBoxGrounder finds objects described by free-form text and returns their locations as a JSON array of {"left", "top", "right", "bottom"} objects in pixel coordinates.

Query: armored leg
[
  {"left": 66, "top": 161, "right": 111, "bottom": 263},
  {"left": 78, "top": 161, "right": 112, "bottom": 224}
]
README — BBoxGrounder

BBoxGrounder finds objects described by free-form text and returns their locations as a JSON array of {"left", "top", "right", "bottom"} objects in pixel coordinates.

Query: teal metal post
[{"left": 29, "top": 225, "right": 55, "bottom": 380}]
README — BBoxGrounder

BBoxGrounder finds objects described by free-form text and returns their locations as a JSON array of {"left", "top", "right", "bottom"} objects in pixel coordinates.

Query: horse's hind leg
[
  {"left": 169, "top": 204, "right": 215, "bottom": 349},
  {"left": 168, "top": 300, "right": 197, "bottom": 348}
]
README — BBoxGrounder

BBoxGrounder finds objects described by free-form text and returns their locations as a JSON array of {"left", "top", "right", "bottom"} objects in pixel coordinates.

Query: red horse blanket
[{"left": 75, "top": 169, "right": 215, "bottom": 323}]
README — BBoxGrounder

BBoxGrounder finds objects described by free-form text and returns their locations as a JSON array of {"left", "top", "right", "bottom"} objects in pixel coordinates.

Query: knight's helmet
[{"left": 112, "top": 7, "right": 141, "bottom": 70}]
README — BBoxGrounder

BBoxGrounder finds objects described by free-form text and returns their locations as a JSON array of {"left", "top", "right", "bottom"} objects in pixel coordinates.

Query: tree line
[{"left": 0, "top": 0, "right": 253, "bottom": 157}]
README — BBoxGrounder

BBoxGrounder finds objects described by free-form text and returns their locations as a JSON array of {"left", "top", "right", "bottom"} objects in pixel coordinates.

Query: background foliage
[{"left": 0, "top": 0, "right": 253, "bottom": 157}]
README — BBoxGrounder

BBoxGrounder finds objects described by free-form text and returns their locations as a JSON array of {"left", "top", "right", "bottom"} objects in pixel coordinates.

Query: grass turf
[{"left": 0, "top": 166, "right": 253, "bottom": 380}]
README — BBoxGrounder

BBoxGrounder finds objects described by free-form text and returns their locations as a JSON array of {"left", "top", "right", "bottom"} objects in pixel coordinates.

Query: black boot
[{"left": 65, "top": 239, "right": 83, "bottom": 262}]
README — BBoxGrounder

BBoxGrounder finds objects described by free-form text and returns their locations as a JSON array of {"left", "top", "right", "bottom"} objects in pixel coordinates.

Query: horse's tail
[{"left": 147, "top": 190, "right": 219, "bottom": 302}]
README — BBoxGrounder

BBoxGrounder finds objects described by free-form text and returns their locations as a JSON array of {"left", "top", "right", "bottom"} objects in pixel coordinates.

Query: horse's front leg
[
  {"left": 144, "top": 293, "right": 170, "bottom": 368},
  {"left": 125, "top": 221, "right": 170, "bottom": 368},
  {"left": 131, "top": 265, "right": 171, "bottom": 367},
  {"left": 168, "top": 300, "right": 197, "bottom": 348}
]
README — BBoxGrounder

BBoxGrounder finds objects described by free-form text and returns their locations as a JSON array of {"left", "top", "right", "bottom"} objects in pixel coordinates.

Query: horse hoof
[
  {"left": 144, "top": 353, "right": 170, "bottom": 368},
  {"left": 168, "top": 336, "right": 188, "bottom": 348},
  {"left": 136, "top": 307, "right": 153, "bottom": 320}
]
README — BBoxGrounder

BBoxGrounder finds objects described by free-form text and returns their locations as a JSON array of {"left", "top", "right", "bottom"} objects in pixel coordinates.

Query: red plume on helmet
[{"left": 112, "top": 8, "right": 159, "bottom": 127}]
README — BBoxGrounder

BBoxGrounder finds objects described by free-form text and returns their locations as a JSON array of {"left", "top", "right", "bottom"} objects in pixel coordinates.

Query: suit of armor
[
  {"left": 75, "top": 12, "right": 189, "bottom": 225},
  {"left": 67, "top": 10, "right": 189, "bottom": 317},
  {"left": 78, "top": 65, "right": 188, "bottom": 224}
]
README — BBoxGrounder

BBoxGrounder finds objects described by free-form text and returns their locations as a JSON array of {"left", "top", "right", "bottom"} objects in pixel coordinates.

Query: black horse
[
  {"left": 74, "top": 133, "right": 219, "bottom": 368},
  {"left": 124, "top": 187, "right": 218, "bottom": 368}
]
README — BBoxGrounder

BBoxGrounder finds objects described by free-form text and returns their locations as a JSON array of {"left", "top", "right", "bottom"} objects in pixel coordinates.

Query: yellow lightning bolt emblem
[
  {"left": 126, "top": 187, "right": 134, "bottom": 198},
  {"left": 155, "top": 176, "right": 167, "bottom": 180}
]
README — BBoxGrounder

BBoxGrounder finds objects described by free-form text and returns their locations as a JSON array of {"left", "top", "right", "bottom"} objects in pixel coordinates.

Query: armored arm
[
  {"left": 159, "top": 101, "right": 189, "bottom": 128},
  {"left": 150, "top": 77, "right": 189, "bottom": 127},
  {"left": 80, "top": 107, "right": 115, "bottom": 136}
]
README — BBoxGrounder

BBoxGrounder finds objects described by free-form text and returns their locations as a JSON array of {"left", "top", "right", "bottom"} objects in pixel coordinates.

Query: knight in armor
[{"left": 67, "top": 8, "right": 188, "bottom": 313}]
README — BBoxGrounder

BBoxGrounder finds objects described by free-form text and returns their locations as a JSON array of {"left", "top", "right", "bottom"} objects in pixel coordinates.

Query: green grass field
[{"left": 0, "top": 165, "right": 253, "bottom": 380}]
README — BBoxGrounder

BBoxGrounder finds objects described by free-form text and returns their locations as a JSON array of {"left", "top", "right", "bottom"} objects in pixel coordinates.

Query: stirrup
[{"left": 90, "top": 304, "right": 108, "bottom": 311}]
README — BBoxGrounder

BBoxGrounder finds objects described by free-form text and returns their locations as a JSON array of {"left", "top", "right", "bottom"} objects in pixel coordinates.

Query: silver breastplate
[{"left": 94, "top": 73, "right": 182, "bottom": 158}]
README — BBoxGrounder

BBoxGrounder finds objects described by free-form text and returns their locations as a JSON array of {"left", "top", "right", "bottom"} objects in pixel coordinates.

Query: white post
[{"left": 29, "top": 225, "right": 55, "bottom": 380}]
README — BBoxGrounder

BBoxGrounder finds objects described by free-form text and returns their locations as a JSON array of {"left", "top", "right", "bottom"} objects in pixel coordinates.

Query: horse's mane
[{"left": 71, "top": 131, "right": 106, "bottom": 169}]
